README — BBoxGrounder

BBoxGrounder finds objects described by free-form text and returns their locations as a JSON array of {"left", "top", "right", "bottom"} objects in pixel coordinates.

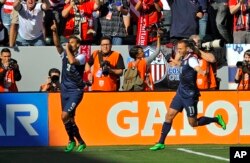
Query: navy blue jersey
[
  {"left": 61, "top": 51, "right": 85, "bottom": 90},
  {"left": 177, "top": 53, "right": 200, "bottom": 98}
]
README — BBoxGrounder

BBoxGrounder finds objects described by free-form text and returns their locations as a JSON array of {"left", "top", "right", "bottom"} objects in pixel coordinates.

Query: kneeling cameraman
[
  {"left": 0, "top": 48, "right": 22, "bottom": 92},
  {"left": 235, "top": 50, "right": 250, "bottom": 90},
  {"left": 40, "top": 68, "right": 61, "bottom": 92}
]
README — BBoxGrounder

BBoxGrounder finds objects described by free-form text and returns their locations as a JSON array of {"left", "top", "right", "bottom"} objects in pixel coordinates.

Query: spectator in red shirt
[
  {"left": 229, "top": 0, "right": 250, "bottom": 43},
  {"left": 62, "top": 0, "right": 100, "bottom": 44},
  {"left": 135, "top": 0, "right": 163, "bottom": 45}
]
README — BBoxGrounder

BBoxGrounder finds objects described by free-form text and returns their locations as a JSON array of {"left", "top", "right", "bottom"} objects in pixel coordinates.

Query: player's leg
[
  {"left": 185, "top": 98, "right": 226, "bottom": 129},
  {"left": 150, "top": 95, "right": 182, "bottom": 151},
  {"left": 62, "top": 111, "right": 76, "bottom": 152},
  {"left": 68, "top": 90, "right": 86, "bottom": 152},
  {"left": 61, "top": 92, "right": 76, "bottom": 152},
  {"left": 188, "top": 114, "right": 226, "bottom": 130},
  {"left": 69, "top": 115, "right": 86, "bottom": 152}
]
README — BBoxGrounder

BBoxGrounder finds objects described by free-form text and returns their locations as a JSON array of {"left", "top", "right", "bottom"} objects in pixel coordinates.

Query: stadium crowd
[{"left": 0, "top": 0, "right": 249, "bottom": 46}]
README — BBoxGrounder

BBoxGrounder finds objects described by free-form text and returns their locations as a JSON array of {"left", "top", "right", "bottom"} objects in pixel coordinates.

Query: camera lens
[{"left": 51, "top": 75, "right": 59, "bottom": 83}]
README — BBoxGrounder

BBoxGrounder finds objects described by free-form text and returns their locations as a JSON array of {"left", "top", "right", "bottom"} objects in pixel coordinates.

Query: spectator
[
  {"left": 9, "top": 9, "right": 18, "bottom": 48},
  {"left": 0, "top": 0, "right": 14, "bottom": 33},
  {"left": 0, "top": 48, "right": 21, "bottom": 92},
  {"left": 40, "top": 68, "right": 61, "bottom": 92},
  {"left": 209, "top": 0, "right": 233, "bottom": 43},
  {"left": 229, "top": 0, "right": 250, "bottom": 43},
  {"left": 198, "top": 0, "right": 209, "bottom": 40},
  {"left": 62, "top": 0, "right": 100, "bottom": 45},
  {"left": 43, "top": 0, "right": 66, "bottom": 45},
  {"left": 235, "top": 50, "right": 250, "bottom": 90},
  {"left": 126, "top": 31, "right": 161, "bottom": 91},
  {"left": 160, "top": 0, "right": 171, "bottom": 44},
  {"left": 98, "top": 0, "right": 129, "bottom": 45},
  {"left": 51, "top": 20, "right": 87, "bottom": 152},
  {"left": 123, "top": 0, "right": 130, "bottom": 35},
  {"left": 0, "top": 20, "right": 9, "bottom": 46},
  {"left": 167, "top": 0, "right": 202, "bottom": 42},
  {"left": 135, "top": 0, "right": 162, "bottom": 45},
  {"left": 13, "top": 0, "right": 51, "bottom": 46},
  {"left": 92, "top": 10, "right": 102, "bottom": 45},
  {"left": 85, "top": 36, "right": 125, "bottom": 91}
]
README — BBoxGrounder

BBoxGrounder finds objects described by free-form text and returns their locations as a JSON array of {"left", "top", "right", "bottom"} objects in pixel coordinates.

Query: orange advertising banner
[{"left": 48, "top": 91, "right": 250, "bottom": 146}]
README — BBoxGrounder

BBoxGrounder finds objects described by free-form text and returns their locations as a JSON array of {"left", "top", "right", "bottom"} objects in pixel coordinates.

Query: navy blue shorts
[
  {"left": 169, "top": 93, "right": 199, "bottom": 117},
  {"left": 61, "top": 89, "right": 84, "bottom": 117}
]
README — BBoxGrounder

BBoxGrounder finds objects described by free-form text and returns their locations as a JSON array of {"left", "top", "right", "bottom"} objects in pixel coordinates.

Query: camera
[
  {"left": 74, "top": 0, "right": 80, "bottom": 5},
  {"left": 84, "top": 81, "right": 92, "bottom": 86},
  {"left": 115, "top": 1, "right": 122, "bottom": 6},
  {"left": 187, "top": 39, "right": 224, "bottom": 53},
  {"left": 49, "top": 76, "right": 60, "bottom": 92},
  {"left": 51, "top": 75, "right": 60, "bottom": 83},
  {"left": 145, "top": 22, "right": 168, "bottom": 31},
  {"left": 200, "top": 39, "right": 224, "bottom": 51},
  {"left": 236, "top": 61, "right": 250, "bottom": 74},
  {"left": 8, "top": 59, "right": 16, "bottom": 69},
  {"left": 145, "top": 21, "right": 168, "bottom": 37},
  {"left": 101, "top": 60, "right": 111, "bottom": 76}
]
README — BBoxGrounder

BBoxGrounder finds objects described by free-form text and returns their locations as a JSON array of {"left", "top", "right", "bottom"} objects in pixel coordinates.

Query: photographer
[
  {"left": 40, "top": 68, "right": 61, "bottom": 92},
  {"left": 125, "top": 30, "right": 161, "bottom": 91},
  {"left": 235, "top": 50, "right": 250, "bottom": 90},
  {"left": 0, "top": 48, "right": 22, "bottom": 92},
  {"left": 85, "top": 36, "right": 125, "bottom": 91},
  {"left": 189, "top": 35, "right": 218, "bottom": 90}
]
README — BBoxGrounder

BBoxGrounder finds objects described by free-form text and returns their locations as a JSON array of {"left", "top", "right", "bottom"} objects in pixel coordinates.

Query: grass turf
[{"left": 0, "top": 144, "right": 234, "bottom": 163}]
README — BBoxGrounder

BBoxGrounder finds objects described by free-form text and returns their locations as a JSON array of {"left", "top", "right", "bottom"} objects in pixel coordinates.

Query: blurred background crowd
[
  {"left": 0, "top": 0, "right": 250, "bottom": 92},
  {"left": 0, "top": 0, "right": 248, "bottom": 47}
]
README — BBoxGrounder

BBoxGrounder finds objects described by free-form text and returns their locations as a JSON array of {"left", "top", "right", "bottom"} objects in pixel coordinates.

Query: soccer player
[
  {"left": 51, "top": 20, "right": 86, "bottom": 152},
  {"left": 150, "top": 39, "right": 227, "bottom": 151}
]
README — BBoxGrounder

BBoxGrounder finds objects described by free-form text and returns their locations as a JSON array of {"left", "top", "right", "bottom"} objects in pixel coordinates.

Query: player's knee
[
  {"left": 166, "top": 113, "right": 175, "bottom": 122},
  {"left": 189, "top": 121, "right": 198, "bottom": 127},
  {"left": 61, "top": 112, "right": 69, "bottom": 122}
]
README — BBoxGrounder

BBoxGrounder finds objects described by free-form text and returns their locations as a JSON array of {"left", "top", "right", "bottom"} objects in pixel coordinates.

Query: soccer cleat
[
  {"left": 216, "top": 114, "right": 226, "bottom": 130},
  {"left": 64, "top": 141, "right": 76, "bottom": 152},
  {"left": 149, "top": 143, "right": 165, "bottom": 151},
  {"left": 76, "top": 143, "right": 87, "bottom": 152}
]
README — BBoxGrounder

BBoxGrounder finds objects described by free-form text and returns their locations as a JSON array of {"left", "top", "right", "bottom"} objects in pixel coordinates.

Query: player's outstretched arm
[{"left": 51, "top": 20, "right": 64, "bottom": 54}]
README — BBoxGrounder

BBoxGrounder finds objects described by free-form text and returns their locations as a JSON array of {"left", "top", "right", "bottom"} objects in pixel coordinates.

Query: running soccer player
[{"left": 150, "top": 39, "right": 226, "bottom": 151}]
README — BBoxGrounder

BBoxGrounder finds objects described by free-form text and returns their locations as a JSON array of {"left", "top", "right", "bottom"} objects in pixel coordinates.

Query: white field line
[{"left": 177, "top": 148, "right": 229, "bottom": 162}]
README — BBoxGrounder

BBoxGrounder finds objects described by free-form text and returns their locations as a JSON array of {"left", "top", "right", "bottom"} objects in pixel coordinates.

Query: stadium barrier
[{"left": 1, "top": 91, "right": 250, "bottom": 146}]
